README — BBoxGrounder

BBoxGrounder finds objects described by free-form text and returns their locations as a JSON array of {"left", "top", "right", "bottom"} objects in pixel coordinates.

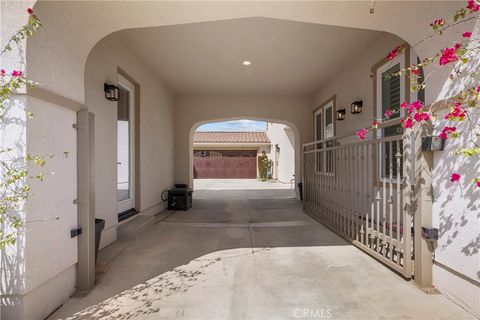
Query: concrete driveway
[
  {"left": 50, "top": 179, "right": 474, "bottom": 319},
  {"left": 194, "top": 178, "right": 296, "bottom": 190}
]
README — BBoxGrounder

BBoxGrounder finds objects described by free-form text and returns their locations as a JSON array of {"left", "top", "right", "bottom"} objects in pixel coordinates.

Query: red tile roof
[{"left": 194, "top": 131, "right": 270, "bottom": 144}]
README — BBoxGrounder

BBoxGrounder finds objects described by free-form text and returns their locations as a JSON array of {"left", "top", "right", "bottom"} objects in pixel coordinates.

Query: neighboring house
[
  {"left": 193, "top": 131, "right": 270, "bottom": 179},
  {"left": 265, "top": 123, "right": 295, "bottom": 183},
  {"left": 193, "top": 127, "right": 294, "bottom": 182}
]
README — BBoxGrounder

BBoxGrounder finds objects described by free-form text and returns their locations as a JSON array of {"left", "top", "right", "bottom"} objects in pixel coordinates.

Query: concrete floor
[{"left": 49, "top": 180, "right": 474, "bottom": 320}]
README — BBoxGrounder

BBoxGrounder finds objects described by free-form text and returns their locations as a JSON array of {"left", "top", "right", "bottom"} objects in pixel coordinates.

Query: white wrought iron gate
[{"left": 302, "top": 129, "right": 413, "bottom": 278}]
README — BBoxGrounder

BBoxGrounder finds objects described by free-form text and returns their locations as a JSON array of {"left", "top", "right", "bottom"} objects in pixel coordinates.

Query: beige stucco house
[{"left": 1, "top": 1, "right": 479, "bottom": 319}]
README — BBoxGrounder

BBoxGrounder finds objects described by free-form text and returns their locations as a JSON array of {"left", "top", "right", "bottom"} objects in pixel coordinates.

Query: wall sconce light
[
  {"left": 351, "top": 100, "right": 363, "bottom": 114},
  {"left": 104, "top": 83, "right": 119, "bottom": 101},
  {"left": 336, "top": 109, "right": 346, "bottom": 121}
]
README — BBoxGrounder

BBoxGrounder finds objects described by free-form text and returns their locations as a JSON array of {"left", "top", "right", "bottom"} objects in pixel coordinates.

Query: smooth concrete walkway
[{"left": 49, "top": 180, "right": 474, "bottom": 320}]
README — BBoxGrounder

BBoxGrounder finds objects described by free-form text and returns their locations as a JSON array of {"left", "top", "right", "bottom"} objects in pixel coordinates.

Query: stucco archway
[{"left": 189, "top": 116, "right": 302, "bottom": 196}]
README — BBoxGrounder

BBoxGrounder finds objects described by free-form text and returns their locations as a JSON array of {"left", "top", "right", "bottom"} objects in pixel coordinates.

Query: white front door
[{"left": 117, "top": 74, "right": 135, "bottom": 214}]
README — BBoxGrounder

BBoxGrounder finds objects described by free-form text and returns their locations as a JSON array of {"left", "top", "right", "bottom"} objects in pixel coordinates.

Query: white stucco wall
[
  {"left": 1, "top": 2, "right": 78, "bottom": 320},
  {"left": 265, "top": 123, "right": 295, "bottom": 183},
  {"left": 85, "top": 33, "right": 176, "bottom": 249},
  {"left": 429, "top": 21, "right": 480, "bottom": 313},
  {"left": 312, "top": 32, "right": 405, "bottom": 135}
]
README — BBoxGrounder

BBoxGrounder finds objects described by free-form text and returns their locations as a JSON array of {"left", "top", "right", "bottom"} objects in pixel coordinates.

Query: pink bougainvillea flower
[
  {"left": 438, "top": 126, "right": 457, "bottom": 140},
  {"left": 413, "top": 112, "right": 430, "bottom": 123},
  {"left": 410, "top": 100, "right": 423, "bottom": 110},
  {"left": 450, "top": 173, "right": 461, "bottom": 182},
  {"left": 356, "top": 128, "right": 369, "bottom": 140},
  {"left": 0, "top": 69, "right": 5, "bottom": 76},
  {"left": 430, "top": 19, "right": 445, "bottom": 28},
  {"left": 411, "top": 65, "right": 421, "bottom": 76},
  {"left": 384, "top": 109, "right": 393, "bottom": 118},
  {"left": 443, "top": 126, "right": 457, "bottom": 133},
  {"left": 387, "top": 46, "right": 402, "bottom": 61},
  {"left": 11, "top": 70, "right": 23, "bottom": 77},
  {"left": 462, "top": 31, "right": 472, "bottom": 38},
  {"left": 476, "top": 181, "right": 480, "bottom": 188},
  {"left": 372, "top": 121, "right": 380, "bottom": 129},
  {"left": 27, "top": 8, "right": 33, "bottom": 14},
  {"left": 467, "top": 0, "right": 480, "bottom": 12},
  {"left": 401, "top": 117, "right": 414, "bottom": 129},
  {"left": 439, "top": 126, "right": 457, "bottom": 139},
  {"left": 439, "top": 46, "right": 459, "bottom": 66},
  {"left": 477, "top": 85, "right": 480, "bottom": 93},
  {"left": 400, "top": 102, "right": 409, "bottom": 109},
  {"left": 405, "top": 100, "right": 423, "bottom": 114},
  {"left": 445, "top": 105, "right": 467, "bottom": 121}
]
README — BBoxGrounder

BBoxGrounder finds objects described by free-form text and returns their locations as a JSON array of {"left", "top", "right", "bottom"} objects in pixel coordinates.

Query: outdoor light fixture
[
  {"left": 351, "top": 100, "right": 363, "bottom": 114},
  {"left": 242, "top": 60, "right": 252, "bottom": 66},
  {"left": 336, "top": 109, "right": 346, "bottom": 121},
  {"left": 104, "top": 83, "right": 119, "bottom": 101}
]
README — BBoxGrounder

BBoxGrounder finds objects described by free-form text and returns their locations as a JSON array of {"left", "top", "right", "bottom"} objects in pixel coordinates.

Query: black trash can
[
  {"left": 298, "top": 182, "right": 303, "bottom": 201},
  {"left": 95, "top": 218, "right": 105, "bottom": 262}
]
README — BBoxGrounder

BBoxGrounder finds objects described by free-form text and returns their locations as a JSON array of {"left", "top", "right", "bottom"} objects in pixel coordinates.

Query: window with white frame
[
  {"left": 376, "top": 53, "right": 405, "bottom": 180},
  {"left": 314, "top": 99, "right": 335, "bottom": 174}
]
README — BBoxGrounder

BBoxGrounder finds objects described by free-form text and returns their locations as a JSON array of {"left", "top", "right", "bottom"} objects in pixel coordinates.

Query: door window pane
[
  {"left": 117, "top": 87, "right": 130, "bottom": 202},
  {"left": 325, "top": 106, "right": 333, "bottom": 138},
  {"left": 314, "top": 103, "right": 335, "bottom": 175},
  {"left": 315, "top": 111, "right": 322, "bottom": 173}
]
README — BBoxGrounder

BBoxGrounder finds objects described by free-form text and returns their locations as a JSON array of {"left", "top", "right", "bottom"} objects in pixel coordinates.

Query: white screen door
[{"left": 117, "top": 74, "right": 135, "bottom": 214}]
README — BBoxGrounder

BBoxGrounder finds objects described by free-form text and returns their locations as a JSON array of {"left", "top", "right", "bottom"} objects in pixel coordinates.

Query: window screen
[
  {"left": 381, "top": 63, "right": 401, "bottom": 119},
  {"left": 380, "top": 63, "right": 403, "bottom": 179},
  {"left": 118, "top": 87, "right": 130, "bottom": 121}
]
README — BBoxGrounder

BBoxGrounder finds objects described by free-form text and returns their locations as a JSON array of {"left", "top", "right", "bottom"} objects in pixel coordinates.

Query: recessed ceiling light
[{"left": 242, "top": 60, "right": 252, "bottom": 66}]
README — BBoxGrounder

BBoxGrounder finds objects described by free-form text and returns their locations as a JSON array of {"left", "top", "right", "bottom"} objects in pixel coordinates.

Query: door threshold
[{"left": 118, "top": 208, "right": 138, "bottom": 223}]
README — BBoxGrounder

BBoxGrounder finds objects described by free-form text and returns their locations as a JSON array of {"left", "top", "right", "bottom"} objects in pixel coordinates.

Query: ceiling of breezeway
[
  {"left": 117, "top": 18, "right": 383, "bottom": 95},
  {"left": 23, "top": 1, "right": 464, "bottom": 102}
]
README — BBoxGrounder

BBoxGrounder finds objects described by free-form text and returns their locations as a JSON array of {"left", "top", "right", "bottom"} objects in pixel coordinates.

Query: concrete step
[{"left": 117, "top": 215, "right": 155, "bottom": 240}]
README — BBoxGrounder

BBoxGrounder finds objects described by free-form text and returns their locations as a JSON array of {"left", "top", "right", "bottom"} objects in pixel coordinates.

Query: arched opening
[{"left": 189, "top": 117, "right": 301, "bottom": 198}]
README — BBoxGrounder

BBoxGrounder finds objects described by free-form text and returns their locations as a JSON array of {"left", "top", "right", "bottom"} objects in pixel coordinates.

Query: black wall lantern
[
  {"left": 104, "top": 83, "right": 119, "bottom": 101},
  {"left": 336, "top": 108, "right": 346, "bottom": 121},
  {"left": 351, "top": 100, "right": 363, "bottom": 114}
]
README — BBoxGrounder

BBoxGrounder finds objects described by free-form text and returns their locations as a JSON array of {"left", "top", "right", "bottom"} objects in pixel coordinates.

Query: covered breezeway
[
  {"left": 2, "top": 1, "right": 479, "bottom": 318},
  {"left": 48, "top": 180, "right": 471, "bottom": 319}
]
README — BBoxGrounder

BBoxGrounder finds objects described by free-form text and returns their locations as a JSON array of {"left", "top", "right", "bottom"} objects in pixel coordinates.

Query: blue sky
[{"left": 197, "top": 120, "right": 267, "bottom": 132}]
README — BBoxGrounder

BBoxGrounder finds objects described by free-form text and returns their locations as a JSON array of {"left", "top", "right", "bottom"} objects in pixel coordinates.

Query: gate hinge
[
  {"left": 72, "top": 123, "right": 87, "bottom": 130},
  {"left": 73, "top": 198, "right": 86, "bottom": 204}
]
